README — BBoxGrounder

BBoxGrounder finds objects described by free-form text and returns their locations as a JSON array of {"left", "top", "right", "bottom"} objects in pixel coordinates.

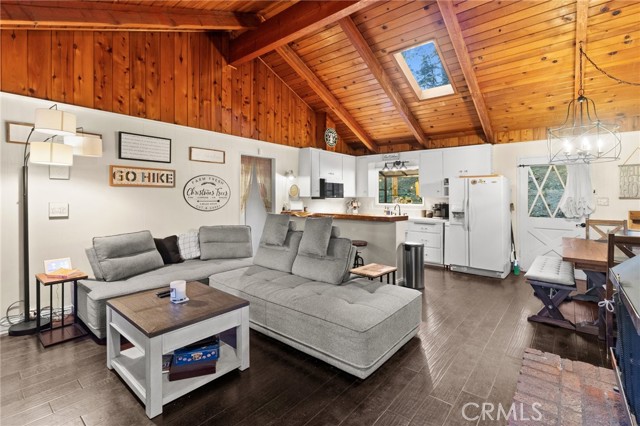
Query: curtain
[
  {"left": 240, "top": 156, "right": 253, "bottom": 212},
  {"left": 254, "top": 157, "right": 273, "bottom": 212},
  {"left": 559, "top": 163, "right": 595, "bottom": 218}
]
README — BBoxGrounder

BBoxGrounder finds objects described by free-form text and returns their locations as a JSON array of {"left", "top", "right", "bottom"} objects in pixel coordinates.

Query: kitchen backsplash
[{"left": 301, "top": 196, "right": 448, "bottom": 218}]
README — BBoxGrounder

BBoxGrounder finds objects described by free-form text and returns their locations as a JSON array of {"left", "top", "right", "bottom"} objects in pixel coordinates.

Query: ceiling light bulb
[
  {"left": 580, "top": 136, "right": 591, "bottom": 153},
  {"left": 563, "top": 139, "right": 572, "bottom": 155}
]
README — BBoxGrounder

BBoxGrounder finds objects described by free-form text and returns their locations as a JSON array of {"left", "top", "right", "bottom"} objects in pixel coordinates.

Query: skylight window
[{"left": 393, "top": 41, "right": 454, "bottom": 100}]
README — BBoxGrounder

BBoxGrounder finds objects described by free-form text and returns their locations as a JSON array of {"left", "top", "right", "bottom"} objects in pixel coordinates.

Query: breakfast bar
[{"left": 283, "top": 212, "right": 409, "bottom": 278}]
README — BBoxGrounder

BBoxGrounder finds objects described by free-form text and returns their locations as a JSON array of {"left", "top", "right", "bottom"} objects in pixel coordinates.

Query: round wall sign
[
  {"left": 324, "top": 127, "right": 338, "bottom": 147},
  {"left": 183, "top": 175, "right": 231, "bottom": 211}
]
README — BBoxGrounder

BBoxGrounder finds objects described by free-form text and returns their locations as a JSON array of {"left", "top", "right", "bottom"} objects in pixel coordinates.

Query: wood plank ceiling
[{"left": 1, "top": 0, "right": 638, "bottom": 155}]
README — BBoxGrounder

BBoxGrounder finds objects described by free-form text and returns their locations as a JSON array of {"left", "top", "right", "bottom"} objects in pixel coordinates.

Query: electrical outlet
[{"left": 597, "top": 197, "right": 609, "bottom": 206}]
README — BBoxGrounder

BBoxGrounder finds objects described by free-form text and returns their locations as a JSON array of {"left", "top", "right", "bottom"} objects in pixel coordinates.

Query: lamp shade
[
  {"left": 64, "top": 134, "right": 103, "bottom": 157},
  {"left": 34, "top": 108, "right": 76, "bottom": 136},
  {"left": 30, "top": 142, "right": 74, "bottom": 166}
]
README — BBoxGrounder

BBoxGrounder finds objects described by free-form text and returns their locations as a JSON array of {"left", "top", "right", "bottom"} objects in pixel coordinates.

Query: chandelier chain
[{"left": 581, "top": 46, "right": 640, "bottom": 87}]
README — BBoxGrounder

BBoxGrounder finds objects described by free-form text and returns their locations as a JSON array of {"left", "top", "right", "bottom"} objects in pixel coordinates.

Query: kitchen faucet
[{"left": 393, "top": 203, "right": 401, "bottom": 216}]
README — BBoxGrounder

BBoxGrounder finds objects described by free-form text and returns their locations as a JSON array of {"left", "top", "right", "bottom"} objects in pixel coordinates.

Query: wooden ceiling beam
[
  {"left": 574, "top": 0, "right": 589, "bottom": 99},
  {"left": 338, "top": 17, "right": 430, "bottom": 149},
  {"left": 0, "top": 1, "right": 260, "bottom": 31},
  {"left": 276, "top": 45, "right": 378, "bottom": 153},
  {"left": 437, "top": 0, "right": 495, "bottom": 144},
  {"left": 229, "top": 1, "right": 372, "bottom": 67}
]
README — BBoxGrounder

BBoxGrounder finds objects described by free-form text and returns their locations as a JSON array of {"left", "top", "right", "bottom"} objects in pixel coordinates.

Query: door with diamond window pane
[{"left": 517, "top": 158, "right": 583, "bottom": 271}]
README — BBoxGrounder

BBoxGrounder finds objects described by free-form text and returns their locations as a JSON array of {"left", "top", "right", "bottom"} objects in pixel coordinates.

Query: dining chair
[{"left": 586, "top": 218, "right": 628, "bottom": 241}]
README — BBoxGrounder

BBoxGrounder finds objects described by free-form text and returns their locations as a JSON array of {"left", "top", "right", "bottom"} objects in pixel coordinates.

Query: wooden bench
[{"left": 525, "top": 256, "right": 576, "bottom": 330}]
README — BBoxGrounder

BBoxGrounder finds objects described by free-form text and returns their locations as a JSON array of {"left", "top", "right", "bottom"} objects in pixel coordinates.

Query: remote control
[{"left": 156, "top": 290, "right": 171, "bottom": 298}]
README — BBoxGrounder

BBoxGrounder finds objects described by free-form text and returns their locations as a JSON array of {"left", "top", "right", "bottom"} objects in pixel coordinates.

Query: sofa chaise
[{"left": 209, "top": 215, "right": 422, "bottom": 379}]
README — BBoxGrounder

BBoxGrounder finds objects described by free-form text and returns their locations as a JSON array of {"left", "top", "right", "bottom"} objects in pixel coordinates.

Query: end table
[
  {"left": 36, "top": 271, "right": 88, "bottom": 347},
  {"left": 350, "top": 263, "right": 397, "bottom": 284}
]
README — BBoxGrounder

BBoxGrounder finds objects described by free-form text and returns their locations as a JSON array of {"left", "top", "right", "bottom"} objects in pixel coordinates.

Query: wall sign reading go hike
[{"left": 183, "top": 175, "right": 231, "bottom": 211}]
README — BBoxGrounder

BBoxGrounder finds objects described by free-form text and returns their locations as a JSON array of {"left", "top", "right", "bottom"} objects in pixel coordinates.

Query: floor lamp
[{"left": 9, "top": 106, "right": 77, "bottom": 336}]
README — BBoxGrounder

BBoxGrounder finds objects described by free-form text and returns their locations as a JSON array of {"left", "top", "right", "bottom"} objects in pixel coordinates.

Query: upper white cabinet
[
  {"left": 343, "top": 155, "right": 356, "bottom": 198},
  {"left": 419, "top": 150, "right": 444, "bottom": 198},
  {"left": 319, "top": 150, "right": 343, "bottom": 181},
  {"left": 356, "top": 156, "right": 369, "bottom": 197},
  {"left": 419, "top": 145, "right": 492, "bottom": 199},
  {"left": 442, "top": 145, "right": 492, "bottom": 179},
  {"left": 298, "top": 148, "right": 355, "bottom": 198}
]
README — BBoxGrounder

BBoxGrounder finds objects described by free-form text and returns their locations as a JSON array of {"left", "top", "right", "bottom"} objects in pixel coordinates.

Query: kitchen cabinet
[
  {"left": 406, "top": 219, "right": 444, "bottom": 265},
  {"left": 343, "top": 155, "right": 356, "bottom": 197},
  {"left": 356, "top": 156, "right": 369, "bottom": 197},
  {"left": 319, "top": 150, "right": 343, "bottom": 181},
  {"left": 298, "top": 148, "right": 355, "bottom": 198},
  {"left": 442, "top": 145, "right": 492, "bottom": 178},
  {"left": 419, "top": 150, "right": 444, "bottom": 198},
  {"left": 418, "top": 145, "right": 492, "bottom": 199}
]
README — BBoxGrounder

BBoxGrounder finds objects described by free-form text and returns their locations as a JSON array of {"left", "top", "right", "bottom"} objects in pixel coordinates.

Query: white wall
[
  {"left": 492, "top": 132, "right": 640, "bottom": 250},
  {"left": 0, "top": 92, "right": 299, "bottom": 331}
]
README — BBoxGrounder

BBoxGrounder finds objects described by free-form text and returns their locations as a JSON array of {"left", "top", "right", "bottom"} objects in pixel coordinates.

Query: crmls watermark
[{"left": 462, "top": 402, "right": 543, "bottom": 422}]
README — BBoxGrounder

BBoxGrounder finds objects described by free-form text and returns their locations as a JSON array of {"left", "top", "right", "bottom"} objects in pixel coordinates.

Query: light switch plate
[
  {"left": 596, "top": 197, "right": 609, "bottom": 206},
  {"left": 49, "top": 202, "right": 69, "bottom": 219}
]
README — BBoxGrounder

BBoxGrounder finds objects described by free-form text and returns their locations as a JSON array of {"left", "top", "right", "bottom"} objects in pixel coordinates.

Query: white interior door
[{"left": 517, "top": 158, "right": 583, "bottom": 271}]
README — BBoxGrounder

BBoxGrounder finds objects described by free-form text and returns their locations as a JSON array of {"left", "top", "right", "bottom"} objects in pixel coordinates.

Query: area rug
[{"left": 509, "top": 348, "right": 630, "bottom": 426}]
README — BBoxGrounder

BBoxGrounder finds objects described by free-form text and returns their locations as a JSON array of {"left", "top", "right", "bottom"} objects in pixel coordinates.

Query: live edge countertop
[{"left": 281, "top": 211, "right": 409, "bottom": 223}]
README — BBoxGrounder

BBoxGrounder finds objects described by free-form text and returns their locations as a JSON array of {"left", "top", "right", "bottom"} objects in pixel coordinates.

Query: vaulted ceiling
[{"left": 2, "top": 0, "right": 639, "bottom": 154}]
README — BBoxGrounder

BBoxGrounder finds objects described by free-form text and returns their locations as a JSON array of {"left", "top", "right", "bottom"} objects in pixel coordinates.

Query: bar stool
[{"left": 352, "top": 240, "right": 368, "bottom": 268}]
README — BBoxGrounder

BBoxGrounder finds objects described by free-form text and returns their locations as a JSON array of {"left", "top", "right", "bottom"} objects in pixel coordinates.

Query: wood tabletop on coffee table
[
  {"left": 107, "top": 282, "right": 249, "bottom": 338},
  {"left": 350, "top": 263, "right": 398, "bottom": 278}
]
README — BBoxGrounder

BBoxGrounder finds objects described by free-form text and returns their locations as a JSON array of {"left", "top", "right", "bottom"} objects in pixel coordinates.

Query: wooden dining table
[
  {"left": 561, "top": 237, "right": 608, "bottom": 272},
  {"left": 561, "top": 237, "right": 609, "bottom": 337}
]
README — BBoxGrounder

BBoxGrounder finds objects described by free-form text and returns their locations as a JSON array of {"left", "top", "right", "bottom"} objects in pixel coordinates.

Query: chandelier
[{"left": 547, "top": 45, "right": 622, "bottom": 164}]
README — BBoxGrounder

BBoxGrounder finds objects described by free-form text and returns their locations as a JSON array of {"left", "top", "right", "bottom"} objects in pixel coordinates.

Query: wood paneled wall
[{"left": 0, "top": 30, "right": 356, "bottom": 154}]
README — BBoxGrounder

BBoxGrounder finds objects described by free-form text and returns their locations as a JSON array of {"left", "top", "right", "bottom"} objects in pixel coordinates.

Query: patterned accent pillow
[{"left": 178, "top": 230, "right": 200, "bottom": 260}]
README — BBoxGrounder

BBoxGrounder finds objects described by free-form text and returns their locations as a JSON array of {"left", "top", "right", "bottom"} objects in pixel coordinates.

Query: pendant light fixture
[{"left": 547, "top": 44, "right": 622, "bottom": 164}]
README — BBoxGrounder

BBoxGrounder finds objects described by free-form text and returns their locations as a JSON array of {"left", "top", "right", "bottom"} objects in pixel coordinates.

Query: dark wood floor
[{"left": 0, "top": 269, "right": 607, "bottom": 426}]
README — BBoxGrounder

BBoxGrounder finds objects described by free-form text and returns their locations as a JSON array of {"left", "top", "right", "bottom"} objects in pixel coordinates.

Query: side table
[
  {"left": 36, "top": 272, "right": 89, "bottom": 347},
  {"left": 351, "top": 263, "right": 397, "bottom": 284}
]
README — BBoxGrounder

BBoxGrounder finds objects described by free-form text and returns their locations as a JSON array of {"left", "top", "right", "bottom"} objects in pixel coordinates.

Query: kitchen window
[{"left": 378, "top": 169, "right": 423, "bottom": 205}]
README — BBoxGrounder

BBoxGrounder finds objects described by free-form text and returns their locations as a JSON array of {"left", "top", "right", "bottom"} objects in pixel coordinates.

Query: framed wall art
[
  {"left": 189, "top": 147, "right": 225, "bottom": 164},
  {"left": 118, "top": 131, "right": 171, "bottom": 163}
]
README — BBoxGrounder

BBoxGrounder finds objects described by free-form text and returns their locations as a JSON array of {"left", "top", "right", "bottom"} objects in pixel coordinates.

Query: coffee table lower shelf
[{"left": 111, "top": 343, "right": 240, "bottom": 407}]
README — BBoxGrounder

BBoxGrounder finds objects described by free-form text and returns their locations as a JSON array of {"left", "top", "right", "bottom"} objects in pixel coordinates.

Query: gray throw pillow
[
  {"left": 260, "top": 214, "right": 290, "bottom": 246},
  {"left": 85, "top": 247, "right": 104, "bottom": 281},
  {"left": 92, "top": 230, "right": 164, "bottom": 282},
  {"left": 299, "top": 217, "right": 333, "bottom": 257}
]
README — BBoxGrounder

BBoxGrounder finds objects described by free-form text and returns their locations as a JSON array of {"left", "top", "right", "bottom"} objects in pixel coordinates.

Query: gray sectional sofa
[
  {"left": 78, "top": 226, "right": 254, "bottom": 339},
  {"left": 79, "top": 215, "right": 422, "bottom": 379}
]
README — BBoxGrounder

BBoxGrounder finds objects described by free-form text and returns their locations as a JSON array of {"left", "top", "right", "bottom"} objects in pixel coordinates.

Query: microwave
[{"left": 314, "top": 179, "right": 344, "bottom": 199}]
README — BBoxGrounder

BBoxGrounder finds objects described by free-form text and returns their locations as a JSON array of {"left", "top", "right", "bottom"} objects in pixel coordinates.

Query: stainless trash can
[{"left": 403, "top": 242, "right": 424, "bottom": 289}]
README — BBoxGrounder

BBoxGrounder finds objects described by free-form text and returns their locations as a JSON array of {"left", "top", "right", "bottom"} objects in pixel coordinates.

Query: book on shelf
[
  {"left": 162, "top": 354, "right": 173, "bottom": 374},
  {"left": 168, "top": 359, "right": 217, "bottom": 381},
  {"left": 45, "top": 268, "right": 80, "bottom": 279}
]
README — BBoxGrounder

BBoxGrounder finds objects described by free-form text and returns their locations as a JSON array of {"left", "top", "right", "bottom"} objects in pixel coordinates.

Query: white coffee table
[{"left": 106, "top": 282, "right": 250, "bottom": 418}]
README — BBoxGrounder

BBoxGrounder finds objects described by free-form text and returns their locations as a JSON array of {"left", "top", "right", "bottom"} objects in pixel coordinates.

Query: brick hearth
[{"left": 509, "top": 348, "right": 630, "bottom": 426}]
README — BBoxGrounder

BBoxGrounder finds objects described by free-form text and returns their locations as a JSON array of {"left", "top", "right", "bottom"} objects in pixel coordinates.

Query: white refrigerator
[{"left": 447, "top": 175, "right": 511, "bottom": 279}]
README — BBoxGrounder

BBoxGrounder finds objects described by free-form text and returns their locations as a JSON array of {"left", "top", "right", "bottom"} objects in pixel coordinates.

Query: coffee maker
[{"left": 432, "top": 203, "right": 449, "bottom": 218}]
